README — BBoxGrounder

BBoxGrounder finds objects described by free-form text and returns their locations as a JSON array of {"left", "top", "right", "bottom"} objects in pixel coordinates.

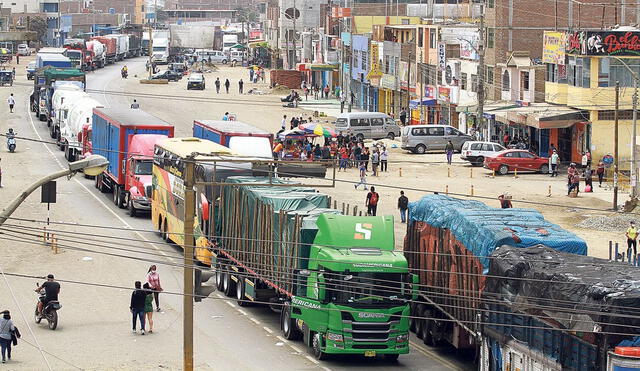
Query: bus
[{"left": 151, "top": 137, "right": 251, "bottom": 264}]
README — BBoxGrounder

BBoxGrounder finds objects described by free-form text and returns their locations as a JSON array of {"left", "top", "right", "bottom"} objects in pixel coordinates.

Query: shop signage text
[{"left": 566, "top": 30, "right": 640, "bottom": 56}]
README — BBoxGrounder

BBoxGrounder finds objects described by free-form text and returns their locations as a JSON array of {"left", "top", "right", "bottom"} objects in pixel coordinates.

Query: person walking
[
  {"left": 627, "top": 221, "right": 638, "bottom": 259},
  {"left": 550, "top": 150, "right": 559, "bottom": 177},
  {"left": 215, "top": 78, "right": 221, "bottom": 93},
  {"left": 338, "top": 146, "right": 348, "bottom": 172},
  {"left": 238, "top": 79, "right": 244, "bottom": 94},
  {"left": 361, "top": 147, "right": 370, "bottom": 171},
  {"left": 130, "top": 281, "right": 146, "bottom": 335},
  {"left": 584, "top": 167, "right": 593, "bottom": 192},
  {"left": 7, "top": 93, "right": 14, "bottom": 113},
  {"left": 371, "top": 148, "right": 380, "bottom": 176},
  {"left": 567, "top": 172, "right": 580, "bottom": 196},
  {"left": 581, "top": 152, "right": 588, "bottom": 169},
  {"left": 597, "top": 159, "right": 605, "bottom": 187},
  {"left": 445, "top": 140, "right": 454, "bottom": 165},
  {"left": 130, "top": 99, "right": 140, "bottom": 109},
  {"left": 224, "top": 79, "right": 230, "bottom": 94},
  {"left": 143, "top": 283, "right": 154, "bottom": 333},
  {"left": 380, "top": 147, "right": 388, "bottom": 172},
  {"left": 249, "top": 68, "right": 254, "bottom": 82},
  {"left": 146, "top": 265, "right": 163, "bottom": 312},
  {"left": 0, "top": 311, "right": 15, "bottom": 363},
  {"left": 399, "top": 108, "right": 407, "bottom": 125},
  {"left": 354, "top": 162, "right": 368, "bottom": 190},
  {"left": 366, "top": 186, "right": 380, "bottom": 216},
  {"left": 398, "top": 191, "right": 408, "bottom": 223}
]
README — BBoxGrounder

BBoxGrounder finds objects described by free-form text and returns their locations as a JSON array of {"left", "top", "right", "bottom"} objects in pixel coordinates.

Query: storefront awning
[
  {"left": 309, "top": 64, "right": 338, "bottom": 71},
  {"left": 500, "top": 103, "right": 589, "bottom": 129},
  {"left": 409, "top": 98, "right": 436, "bottom": 108}
]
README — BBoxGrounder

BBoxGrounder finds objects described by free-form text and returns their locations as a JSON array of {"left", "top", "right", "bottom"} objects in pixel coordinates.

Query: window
[
  {"left": 487, "top": 28, "right": 495, "bottom": 49},
  {"left": 401, "top": 18, "right": 410, "bottom": 25},
  {"left": 582, "top": 58, "right": 591, "bottom": 88},
  {"left": 430, "top": 30, "right": 436, "bottom": 49},
  {"left": 598, "top": 58, "right": 609, "bottom": 87},
  {"left": 427, "top": 127, "right": 444, "bottom": 136},
  {"left": 371, "top": 118, "right": 384, "bottom": 126},
  {"left": 386, "top": 118, "right": 395, "bottom": 125},
  {"left": 487, "top": 67, "right": 494, "bottom": 86},
  {"left": 471, "top": 143, "right": 482, "bottom": 150},
  {"left": 598, "top": 110, "right": 634, "bottom": 120},
  {"left": 471, "top": 74, "right": 478, "bottom": 92},
  {"left": 502, "top": 70, "right": 510, "bottom": 91},
  {"left": 503, "top": 152, "right": 517, "bottom": 158},
  {"left": 488, "top": 0, "right": 495, "bottom": 8},
  {"left": 412, "top": 128, "right": 427, "bottom": 136},
  {"left": 445, "top": 127, "right": 454, "bottom": 135},
  {"left": 494, "top": 144, "right": 505, "bottom": 151},
  {"left": 521, "top": 71, "right": 530, "bottom": 90},
  {"left": 482, "top": 143, "right": 493, "bottom": 151},
  {"left": 418, "top": 28, "right": 424, "bottom": 48},
  {"left": 599, "top": 57, "right": 640, "bottom": 87},
  {"left": 461, "top": 72, "right": 468, "bottom": 90},
  {"left": 518, "top": 152, "right": 534, "bottom": 158},
  {"left": 546, "top": 64, "right": 556, "bottom": 82}
]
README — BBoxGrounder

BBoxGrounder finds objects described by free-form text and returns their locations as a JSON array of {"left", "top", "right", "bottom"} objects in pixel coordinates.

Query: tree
[
  {"left": 156, "top": 9, "right": 169, "bottom": 22},
  {"left": 28, "top": 16, "right": 48, "bottom": 43},
  {"left": 234, "top": 6, "right": 259, "bottom": 43}
]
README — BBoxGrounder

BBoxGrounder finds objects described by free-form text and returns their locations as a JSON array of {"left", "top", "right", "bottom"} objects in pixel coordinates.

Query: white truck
[
  {"left": 222, "top": 34, "right": 238, "bottom": 52},
  {"left": 106, "top": 34, "right": 129, "bottom": 61},
  {"left": 60, "top": 96, "right": 103, "bottom": 162},
  {"left": 50, "top": 85, "right": 86, "bottom": 140},
  {"left": 152, "top": 38, "right": 169, "bottom": 64}
]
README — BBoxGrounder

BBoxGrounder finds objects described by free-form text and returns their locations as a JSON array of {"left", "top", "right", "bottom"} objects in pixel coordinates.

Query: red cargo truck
[
  {"left": 91, "top": 108, "right": 175, "bottom": 216},
  {"left": 90, "top": 36, "right": 117, "bottom": 65}
]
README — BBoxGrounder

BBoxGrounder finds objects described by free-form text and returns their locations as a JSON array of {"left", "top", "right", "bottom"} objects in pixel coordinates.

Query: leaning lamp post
[{"left": 0, "top": 155, "right": 109, "bottom": 226}]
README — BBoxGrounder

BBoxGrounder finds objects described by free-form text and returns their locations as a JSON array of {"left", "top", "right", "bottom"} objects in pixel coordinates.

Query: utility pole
[
  {"left": 348, "top": 0, "right": 353, "bottom": 113},
  {"left": 407, "top": 48, "right": 412, "bottom": 122},
  {"left": 183, "top": 156, "right": 196, "bottom": 371},
  {"left": 148, "top": 22, "right": 153, "bottom": 79},
  {"left": 477, "top": 3, "right": 486, "bottom": 140},
  {"left": 614, "top": 81, "right": 620, "bottom": 211},
  {"left": 419, "top": 54, "right": 423, "bottom": 124},
  {"left": 340, "top": 37, "right": 345, "bottom": 113},
  {"left": 292, "top": 0, "right": 297, "bottom": 68},
  {"left": 633, "top": 78, "right": 638, "bottom": 199}
]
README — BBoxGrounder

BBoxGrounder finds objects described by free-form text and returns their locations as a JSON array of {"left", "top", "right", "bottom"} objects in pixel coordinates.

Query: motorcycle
[
  {"left": 121, "top": 69, "right": 128, "bottom": 79},
  {"left": 34, "top": 283, "right": 61, "bottom": 330},
  {"left": 6, "top": 131, "right": 16, "bottom": 152}
]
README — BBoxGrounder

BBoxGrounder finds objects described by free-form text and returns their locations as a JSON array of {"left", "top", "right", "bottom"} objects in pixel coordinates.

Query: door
[
  {"left": 480, "top": 143, "right": 494, "bottom": 158},
  {"left": 426, "top": 126, "right": 446, "bottom": 149},
  {"left": 502, "top": 151, "right": 519, "bottom": 171},
  {"left": 517, "top": 151, "right": 536, "bottom": 171},
  {"left": 445, "top": 126, "right": 465, "bottom": 149}
]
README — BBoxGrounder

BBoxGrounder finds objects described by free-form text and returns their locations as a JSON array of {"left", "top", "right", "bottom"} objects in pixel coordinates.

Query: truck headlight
[
  {"left": 395, "top": 333, "right": 409, "bottom": 343},
  {"left": 326, "top": 332, "right": 343, "bottom": 342}
]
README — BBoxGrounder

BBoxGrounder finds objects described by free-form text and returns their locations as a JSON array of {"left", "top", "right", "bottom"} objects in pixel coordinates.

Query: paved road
[{"left": 0, "top": 57, "right": 472, "bottom": 370}]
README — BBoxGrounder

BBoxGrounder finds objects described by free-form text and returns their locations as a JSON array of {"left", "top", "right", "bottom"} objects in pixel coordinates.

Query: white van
[
  {"left": 401, "top": 124, "right": 473, "bottom": 154},
  {"left": 195, "top": 50, "right": 228, "bottom": 64},
  {"left": 334, "top": 112, "right": 401, "bottom": 140}
]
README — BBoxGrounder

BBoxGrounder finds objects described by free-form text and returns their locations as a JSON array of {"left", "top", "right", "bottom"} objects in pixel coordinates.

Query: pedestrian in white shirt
[
  {"left": 380, "top": 147, "right": 389, "bottom": 172},
  {"left": 550, "top": 150, "right": 559, "bottom": 177},
  {"left": 281, "top": 115, "right": 287, "bottom": 131},
  {"left": 7, "top": 94, "right": 14, "bottom": 113}
]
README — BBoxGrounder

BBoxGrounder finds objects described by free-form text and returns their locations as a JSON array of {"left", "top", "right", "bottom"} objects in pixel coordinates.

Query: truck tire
[
  {"left": 215, "top": 261, "right": 225, "bottom": 291},
  {"left": 409, "top": 303, "right": 417, "bottom": 333},
  {"left": 128, "top": 198, "right": 137, "bottom": 217},
  {"left": 223, "top": 268, "right": 236, "bottom": 297},
  {"left": 281, "top": 302, "right": 301, "bottom": 340},
  {"left": 415, "top": 304, "right": 426, "bottom": 339},
  {"left": 236, "top": 273, "right": 249, "bottom": 306},
  {"left": 96, "top": 174, "right": 106, "bottom": 193},
  {"left": 113, "top": 186, "right": 125, "bottom": 208},
  {"left": 312, "top": 333, "right": 325, "bottom": 360}
]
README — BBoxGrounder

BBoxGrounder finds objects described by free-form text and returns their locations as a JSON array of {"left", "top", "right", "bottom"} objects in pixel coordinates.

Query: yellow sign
[
  {"left": 543, "top": 31, "right": 565, "bottom": 65},
  {"left": 367, "top": 41, "right": 382, "bottom": 79}
]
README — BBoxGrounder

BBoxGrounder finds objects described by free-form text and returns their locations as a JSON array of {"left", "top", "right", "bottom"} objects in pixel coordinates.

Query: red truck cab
[
  {"left": 63, "top": 39, "right": 90, "bottom": 71},
  {"left": 125, "top": 134, "right": 165, "bottom": 216}
]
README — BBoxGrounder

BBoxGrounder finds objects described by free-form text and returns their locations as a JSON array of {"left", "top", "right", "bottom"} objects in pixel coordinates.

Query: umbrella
[{"left": 298, "top": 122, "right": 336, "bottom": 137}]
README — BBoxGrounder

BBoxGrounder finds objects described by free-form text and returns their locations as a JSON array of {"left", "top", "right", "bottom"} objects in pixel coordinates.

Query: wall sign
[
  {"left": 437, "top": 42, "right": 446, "bottom": 71},
  {"left": 567, "top": 30, "right": 640, "bottom": 56}
]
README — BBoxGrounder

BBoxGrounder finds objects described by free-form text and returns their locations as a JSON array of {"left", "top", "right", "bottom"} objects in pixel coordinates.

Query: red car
[{"left": 484, "top": 149, "right": 549, "bottom": 175}]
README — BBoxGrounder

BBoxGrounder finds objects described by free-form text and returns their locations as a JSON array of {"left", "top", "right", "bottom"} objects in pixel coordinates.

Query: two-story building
[{"left": 544, "top": 28, "right": 640, "bottom": 166}]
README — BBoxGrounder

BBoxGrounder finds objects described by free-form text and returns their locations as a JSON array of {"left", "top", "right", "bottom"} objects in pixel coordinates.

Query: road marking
[
  {"left": 249, "top": 317, "right": 260, "bottom": 325},
  {"left": 263, "top": 326, "right": 273, "bottom": 334},
  {"left": 215, "top": 293, "right": 224, "bottom": 299},
  {"left": 237, "top": 309, "right": 247, "bottom": 316},
  {"left": 276, "top": 335, "right": 287, "bottom": 343},
  {"left": 409, "top": 341, "right": 459, "bottom": 371},
  {"left": 305, "top": 355, "right": 319, "bottom": 364},
  {"left": 225, "top": 301, "right": 236, "bottom": 308},
  {"left": 289, "top": 345, "right": 302, "bottom": 353}
]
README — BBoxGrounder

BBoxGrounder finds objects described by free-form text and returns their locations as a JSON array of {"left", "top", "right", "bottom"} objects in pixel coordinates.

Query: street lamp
[{"left": 0, "top": 155, "right": 109, "bottom": 226}]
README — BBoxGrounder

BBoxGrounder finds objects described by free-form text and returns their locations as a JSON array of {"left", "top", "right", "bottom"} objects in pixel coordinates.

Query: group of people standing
[{"left": 130, "top": 265, "right": 163, "bottom": 335}]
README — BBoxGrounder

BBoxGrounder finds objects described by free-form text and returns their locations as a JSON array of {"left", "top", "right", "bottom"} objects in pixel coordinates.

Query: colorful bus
[{"left": 151, "top": 137, "right": 251, "bottom": 264}]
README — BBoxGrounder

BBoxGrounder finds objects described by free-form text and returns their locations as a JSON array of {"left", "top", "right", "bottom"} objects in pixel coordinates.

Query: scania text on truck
[{"left": 92, "top": 108, "right": 175, "bottom": 216}]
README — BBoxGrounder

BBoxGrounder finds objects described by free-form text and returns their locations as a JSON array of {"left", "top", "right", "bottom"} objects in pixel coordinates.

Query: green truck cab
[{"left": 282, "top": 215, "right": 411, "bottom": 360}]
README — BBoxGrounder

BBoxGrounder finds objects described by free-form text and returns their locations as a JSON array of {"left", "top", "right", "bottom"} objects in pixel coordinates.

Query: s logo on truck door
[{"left": 354, "top": 223, "right": 372, "bottom": 240}]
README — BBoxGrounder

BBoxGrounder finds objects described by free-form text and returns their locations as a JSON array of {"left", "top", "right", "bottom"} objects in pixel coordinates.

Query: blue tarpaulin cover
[{"left": 408, "top": 195, "right": 588, "bottom": 269}]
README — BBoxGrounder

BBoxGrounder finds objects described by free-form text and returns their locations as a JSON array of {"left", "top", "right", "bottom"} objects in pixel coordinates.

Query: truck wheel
[
  {"left": 312, "top": 333, "right": 325, "bottom": 360},
  {"left": 215, "top": 262, "right": 225, "bottom": 291},
  {"left": 281, "top": 302, "right": 301, "bottom": 340},
  {"left": 128, "top": 198, "right": 137, "bottom": 217},
  {"left": 415, "top": 304, "right": 426, "bottom": 339},
  {"left": 409, "top": 303, "right": 417, "bottom": 333},
  {"left": 96, "top": 175, "right": 106, "bottom": 193},
  {"left": 162, "top": 220, "right": 169, "bottom": 242},
  {"left": 236, "top": 274, "right": 249, "bottom": 306},
  {"left": 223, "top": 268, "right": 236, "bottom": 297}
]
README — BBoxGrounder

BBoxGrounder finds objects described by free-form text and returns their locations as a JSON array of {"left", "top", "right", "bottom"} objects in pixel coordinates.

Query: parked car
[
  {"left": 151, "top": 69, "right": 181, "bottom": 82},
  {"left": 228, "top": 50, "right": 247, "bottom": 64},
  {"left": 334, "top": 112, "right": 401, "bottom": 140},
  {"left": 194, "top": 49, "right": 228, "bottom": 64},
  {"left": 168, "top": 63, "right": 187, "bottom": 75},
  {"left": 401, "top": 124, "right": 473, "bottom": 154},
  {"left": 483, "top": 149, "right": 549, "bottom": 175},
  {"left": 26, "top": 61, "right": 36, "bottom": 80},
  {"left": 17, "top": 43, "right": 31, "bottom": 56},
  {"left": 187, "top": 73, "right": 205, "bottom": 90},
  {"left": 461, "top": 141, "right": 506, "bottom": 166}
]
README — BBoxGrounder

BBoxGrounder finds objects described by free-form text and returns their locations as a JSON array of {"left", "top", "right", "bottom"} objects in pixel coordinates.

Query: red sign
[{"left": 567, "top": 30, "right": 640, "bottom": 56}]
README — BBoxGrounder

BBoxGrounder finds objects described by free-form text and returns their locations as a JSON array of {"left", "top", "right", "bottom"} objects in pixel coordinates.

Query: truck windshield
[
  {"left": 153, "top": 47, "right": 166, "bottom": 52},
  {"left": 66, "top": 50, "right": 81, "bottom": 60},
  {"left": 325, "top": 271, "right": 405, "bottom": 307},
  {"left": 134, "top": 160, "right": 153, "bottom": 175}
]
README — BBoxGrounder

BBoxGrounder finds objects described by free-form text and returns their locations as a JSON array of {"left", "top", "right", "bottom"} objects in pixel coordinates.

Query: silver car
[
  {"left": 334, "top": 112, "right": 401, "bottom": 140},
  {"left": 401, "top": 124, "right": 473, "bottom": 154}
]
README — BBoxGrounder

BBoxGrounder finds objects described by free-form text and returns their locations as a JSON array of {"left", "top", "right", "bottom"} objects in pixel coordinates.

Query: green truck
[{"left": 211, "top": 176, "right": 411, "bottom": 360}]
